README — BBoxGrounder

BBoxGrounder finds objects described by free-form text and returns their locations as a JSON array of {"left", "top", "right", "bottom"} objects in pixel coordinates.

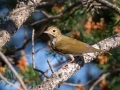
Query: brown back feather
[{"left": 54, "top": 35, "right": 102, "bottom": 55}]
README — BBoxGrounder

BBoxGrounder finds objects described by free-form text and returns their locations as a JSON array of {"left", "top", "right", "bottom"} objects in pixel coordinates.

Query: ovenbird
[{"left": 44, "top": 26, "right": 107, "bottom": 63}]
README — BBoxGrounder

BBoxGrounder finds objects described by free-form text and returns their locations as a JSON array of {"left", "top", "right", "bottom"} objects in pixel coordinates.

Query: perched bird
[{"left": 44, "top": 26, "right": 108, "bottom": 64}]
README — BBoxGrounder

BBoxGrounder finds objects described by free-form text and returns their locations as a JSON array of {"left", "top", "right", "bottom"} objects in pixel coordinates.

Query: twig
[
  {"left": 89, "top": 68, "right": 120, "bottom": 90},
  {"left": 0, "top": 74, "right": 23, "bottom": 90},
  {"left": 32, "top": 28, "right": 35, "bottom": 69},
  {"left": 47, "top": 59, "right": 55, "bottom": 73},
  {"left": 45, "top": 60, "right": 67, "bottom": 73},
  {"left": 63, "top": 82, "right": 83, "bottom": 87},
  {"left": 95, "top": 0, "right": 120, "bottom": 15},
  {"left": 31, "top": 28, "right": 49, "bottom": 78},
  {"left": 63, "top": 77, "right": 96, "bottom": 87},
  {"left": 34, "top": 68, "right": 49, "bottom": 78},
  {"left": 34, "top": 10, "right": 50, "bottom": 18},
  {"left": 31, "top": 1, "right": 82, "bottom": 25},
  {"left": 5, "top": 24, "right": 48, "bottom": 55},
  {"left": 41, "top": 10, "right": 50, "bottom": 18},
  {"left": 38, "top": 1, "right": 67, "bottom": 6},
  {"left": 114, "top": 19, "right": 120, "bottom": 26},
  {"left": 89, "top": 73, "right": 109, "bottom": 90},
  {"left": 0, "top": 51, "right": 27, "bottom": 90},
  {"left": 23, "top": 25, "right": 29, "bottom": 44}
]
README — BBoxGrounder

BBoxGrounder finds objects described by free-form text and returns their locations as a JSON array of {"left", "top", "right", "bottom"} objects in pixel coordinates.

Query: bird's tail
[{"left": 93, "top": 48, "right": 112, "bottom": 55}]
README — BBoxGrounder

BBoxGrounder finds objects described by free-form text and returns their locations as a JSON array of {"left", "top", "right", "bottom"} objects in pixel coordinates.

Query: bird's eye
[{"left": 53, "top": 30, "right": 56, "bottom": 32}]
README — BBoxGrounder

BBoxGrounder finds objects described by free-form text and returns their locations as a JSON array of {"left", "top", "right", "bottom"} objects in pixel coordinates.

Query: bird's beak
[{"left": 44, "top": 30, "right": 49, "bottom": 34}]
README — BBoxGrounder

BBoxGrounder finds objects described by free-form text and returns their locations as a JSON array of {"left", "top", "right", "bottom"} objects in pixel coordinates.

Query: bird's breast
[
  {"left": 50, "top": 38, "right": 65, "bottom": 54},
  {"left": 50, "top": 38, "right": 57, "bottom": 50}
]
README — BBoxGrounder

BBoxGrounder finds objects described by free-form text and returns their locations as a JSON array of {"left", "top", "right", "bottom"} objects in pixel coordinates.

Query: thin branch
[
  {"left": 63, "top": 77, "right": 97, "bottom": 87},
  {"left": 34, "top": 68, "right": 49, "bottom": 78},
  {"left": 0, "top": 74, "right": 23, "bottom": 90},
  {"left": 114, "top": 19, "right": 120, "bottom": 26},
  {"left": 6, "top": 37, "right": 32, "bottom": 53},
  {"left": 41, "top": 10, "right": 50, "bottom": 18},
  {"left": 45, "top": 60, "right": 67, "bottom": 73},
  {"left": 64, "top": 68, "right": 120, "bottom": 88},
  {"left": 32, "top": 28, "right": 35, "bottom": 69},
  {"left": 23, "top": 25, "right": 29, "bottom": 44},
  {"left": 47, "top": 59, "right": 55, "bottom": 73},
  {"left": 0, "top": 51, "right": 27, "bottom": 90},
  {"left": 5, "top": 24, "right": 48, "bottom": 55},
  {"left": 31, "top": 1, "right": 82, "bottom": 25},
  {"left": 63, "top": 82, "right": 83, "bottom": 87},
  {"left": 95, "top": 0, "right": 120, "bottom": 15},
  {"left": 89, "top": 68, "right": 120, "bottom": 90},
  {"left": 38, "top": 0, "right": 68, "bottom": 6},
  {"left": 34, "top": 10, "right": 50, "bottom": 17}
]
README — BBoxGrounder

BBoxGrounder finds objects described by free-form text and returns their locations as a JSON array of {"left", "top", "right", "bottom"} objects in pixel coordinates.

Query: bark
[
  {"left": 30, "top": 34, "right": 120, "bottom": 90},
  {"left": 96, "top": 0, "right": 120, "bottom": 15},
  {"left": 0, "top": 0, "right": 42, "bottom": 50}
]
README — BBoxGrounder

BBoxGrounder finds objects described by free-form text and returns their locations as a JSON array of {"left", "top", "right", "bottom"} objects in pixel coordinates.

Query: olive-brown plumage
[{"left": 44, "top": 26, "right": 106, "bottom": 62}]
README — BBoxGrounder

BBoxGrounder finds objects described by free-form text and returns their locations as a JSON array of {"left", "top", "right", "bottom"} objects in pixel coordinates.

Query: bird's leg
[
  {"left": 68, "top": 54, "right": 75, "bottom": 63},
  {"left": 62, "top": 54, "right": 75, "bottom": 68}
]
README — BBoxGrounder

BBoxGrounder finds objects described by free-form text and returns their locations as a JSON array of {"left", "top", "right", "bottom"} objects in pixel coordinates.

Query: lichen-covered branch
[
  {"left": 83, "top": 34, "right": 120, "bottom": 63},
  {"left": 0, "top": 0, "right": 42, "bottom": 50},
  {"left": 30, "top": 33, "right": 120, "bottom": 90}
]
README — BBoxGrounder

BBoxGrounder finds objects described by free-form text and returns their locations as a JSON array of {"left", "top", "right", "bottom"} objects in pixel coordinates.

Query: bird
[{"left": 44, "top": 26, "right": 109, "bottom": 65}]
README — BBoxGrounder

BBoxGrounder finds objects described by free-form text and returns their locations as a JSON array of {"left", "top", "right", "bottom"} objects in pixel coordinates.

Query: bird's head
[{"left": 44, "top": 26, "right": 62, "bottom": 39}]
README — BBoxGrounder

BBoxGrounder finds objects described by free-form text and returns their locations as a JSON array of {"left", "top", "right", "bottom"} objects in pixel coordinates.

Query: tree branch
[
  {"left": 95, "top": 0, "right": 120, "bottom": 15},
  {"left": 31, "top": 1, "right": 82, "bottom": 25},
  {"left": 0, "top": 51, "right": 27, "bottom": 90},
  {"left": 0, "top": 74, "right": 23, "bottom": 90},
  {"left": 0, "top": 0, "right": 42, "bottom": 50},
  {"left": 32, "top": 28, "right": 35, "bottom": 68},
  {"left": 38, "top": 0, "right": 68, "bottom": 6},
  {"left": 47, "top": 59, "right": 55, "bottom": 73},
  {"left": 89, "top": 68, "right": 120, "bottom": 90},
  {"left": 30, "top": 33, "right": 120, "bottom": 90}
]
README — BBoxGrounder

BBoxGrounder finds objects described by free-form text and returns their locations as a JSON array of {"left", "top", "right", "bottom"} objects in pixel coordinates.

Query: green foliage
[
  {"left": 3, "top": 68, "right": 16, "bottom": 81},
  {"left": 18, "top": 66, "right": 42, "bottom": 87},
  {"left": 2, "top": 66, "right": 42, "bottom": 87},
  {"left": 109, "top": 74, "right": 120, "bottom": 90}
]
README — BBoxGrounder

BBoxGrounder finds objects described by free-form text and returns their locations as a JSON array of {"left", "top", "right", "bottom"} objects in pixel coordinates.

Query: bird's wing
[{"left": 55, "top": 36, "right": 96, "bottom": 55}]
